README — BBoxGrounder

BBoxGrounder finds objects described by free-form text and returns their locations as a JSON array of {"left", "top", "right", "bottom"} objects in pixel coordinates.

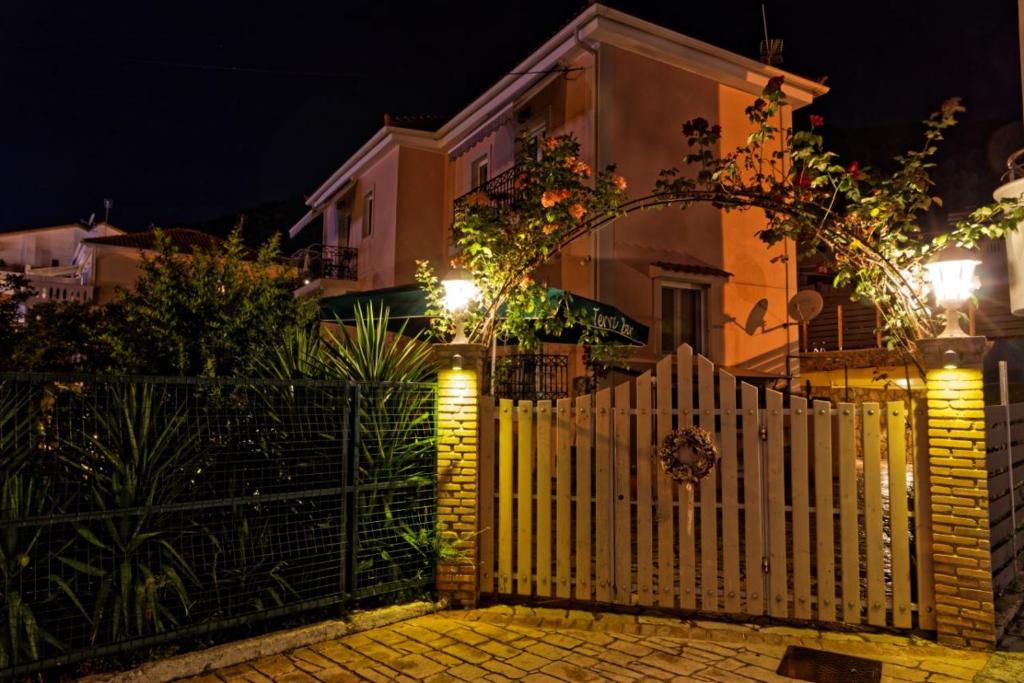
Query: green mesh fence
[{"left": 0, "top": 374, "right": 436, "bottom": 677}]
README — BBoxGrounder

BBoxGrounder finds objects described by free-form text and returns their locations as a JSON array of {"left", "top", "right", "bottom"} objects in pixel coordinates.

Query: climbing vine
[{"left": 418, "top": 76, "right": 1024, "bottom": 354}]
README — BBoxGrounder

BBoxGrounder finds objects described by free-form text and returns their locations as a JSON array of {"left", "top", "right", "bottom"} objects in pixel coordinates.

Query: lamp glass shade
[
  {"left": 441, "top": 277, "right": 478, "bottom": 313},
  {"left": 924, "top": 257, "right": 980, "bottom": 308}
]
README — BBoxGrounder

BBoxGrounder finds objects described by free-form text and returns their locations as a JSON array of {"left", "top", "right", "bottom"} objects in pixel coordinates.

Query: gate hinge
[{"left": 762, "top": 557, "right": 769, "bottom": 574}]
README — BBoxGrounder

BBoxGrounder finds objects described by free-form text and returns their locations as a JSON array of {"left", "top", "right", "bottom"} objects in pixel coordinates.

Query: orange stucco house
[{"left": 289, "top": 4, "right": 827, "bottom": 391}]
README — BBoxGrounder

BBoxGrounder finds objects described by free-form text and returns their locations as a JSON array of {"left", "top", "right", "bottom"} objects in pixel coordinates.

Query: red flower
[
  {"left": 764, "top": 75, "right": 785, "bottom": 94},
  {"left": 809, "top": 114, "right": 824, "bottom": 129},
  {"left": 847, "top": 161, "right": 862, "bottom": 179}
]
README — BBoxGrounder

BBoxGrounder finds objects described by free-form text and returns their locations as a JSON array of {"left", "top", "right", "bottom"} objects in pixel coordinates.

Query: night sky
[{"left": 2, "top": 1, "right": 1020, "bottom": 243}]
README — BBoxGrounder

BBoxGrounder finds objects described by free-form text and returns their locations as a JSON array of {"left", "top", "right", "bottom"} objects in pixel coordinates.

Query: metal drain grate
[{"left": 776, "top": 645, "right": 882, "bottom": 683}]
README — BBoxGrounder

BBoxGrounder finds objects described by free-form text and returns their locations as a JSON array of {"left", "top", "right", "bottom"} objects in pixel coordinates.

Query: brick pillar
[
  {"left": 433, "top": 343, "right": 485, "bottom": 608},
  {"left": 917, "top": 336, "right": 995, "bottom": 649}
]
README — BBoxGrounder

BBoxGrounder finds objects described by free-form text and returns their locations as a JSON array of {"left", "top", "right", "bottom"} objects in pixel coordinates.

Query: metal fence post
[{"left": 342, "top": 383, "right": 361, "bottom": 598}]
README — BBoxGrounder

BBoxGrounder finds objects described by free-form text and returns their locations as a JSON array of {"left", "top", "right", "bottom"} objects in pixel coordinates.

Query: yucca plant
[
  {"left": 54, "top": 383, "right": 202, "bottom": 643},
  {"left": 0, "top": 475, "right": 60, "bottom": 669},
  {"left": 321, "top": 306, "right": 437, "bottom": 587},
  {"left": 0, "top": 381, "right": 41, "bottom": 477},
  {"left": 258, "top": 305, "right": 439, "bottom": 588},
  {"left": 204, "top": 506, "right": 298, "bottom": 617}
]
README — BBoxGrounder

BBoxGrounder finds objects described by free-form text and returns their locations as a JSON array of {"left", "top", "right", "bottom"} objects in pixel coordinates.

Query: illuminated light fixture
[
  {"left": 442, "top": 266, "right": 479, "bottom": 344},
  {"left": 452, "top": 353, "right": 463, "bottom": 371},
  {"left": 942, "top": 348, "right": 959, "bottom": 369},
  {"left": 923, "top": 245, "right": 981, "bottom": 338}
]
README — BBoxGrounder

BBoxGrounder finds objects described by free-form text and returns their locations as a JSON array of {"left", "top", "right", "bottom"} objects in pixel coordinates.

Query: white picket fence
[{"left": 478, "top": 343, "right": 937, "bottom": 630}]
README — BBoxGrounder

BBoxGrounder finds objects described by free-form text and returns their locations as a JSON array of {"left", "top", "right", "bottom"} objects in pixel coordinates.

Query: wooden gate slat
[
  {"left": 655, "top": 356, "right": 675, "bottom": 607},
  {"left": 555, "top": 398, "right": 572, "bottom": 599},
  {"left": 479, "top": 397, "right": 495, "bottom": 595},
  {"left": 720, "top": 369, "right": 740, "bottom": 614},
  {"left": 813, "top": 399, "right": 836, "bottom": 622},
  {"left": 595, "top": 388, "right": 613, "bottom": 603},
  {"left": 790, "top": 395, "right": 811, "bottom": 620},
  {"left": 863, "top": 403, "right": 885, "bottom": 626},
  {"left": 766, "top": 389, "right": 787, "bottom": 618},
  {"left": 838, "top": 402, "right": 861, "bottom": 623},
  {"left": 614, "top": 382, "right": 633, "bottom": 605},
  {"left": 887, "top": 400, "right": 912, "bottom": 628},
  {"left": 517, "top": 401, "right": 534, "bottom": 596},
  {"left": 913, "top": 398, "right": 936, "bottom": 629},
  {"left": 498, "top": 399, "right": 514, "bottom": 594},
  {"left": 742, "top": 382, "right": 765, "bottom": 615},
  {"left": 636, "top": 371, "right": 654, "bottom": 606},
  {"left": 576, "top": 394, "right": 593, "bottom": 601},
  {"left": 536, "top": 400, "right": 553, "bottom": 597},
  {"left": 678, "top": 344, "right": 696, "bottom": 609},
  {"left": 698, "top": 355, "right": 718, "bottom": 612}
]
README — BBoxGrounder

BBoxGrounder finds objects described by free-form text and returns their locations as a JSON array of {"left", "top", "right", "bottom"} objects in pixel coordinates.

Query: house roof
[
  {"left": 652, "top": 259, "right": 733, "bottom": 279},
  {"left": 0, "top": 222, "right": 124, "bottom": 237},
  {"left": 83, "top": 228, "right": 238, "bottom": 255},
  {"left": 292, "top": 3, "right": 829, "bottom": 236}
]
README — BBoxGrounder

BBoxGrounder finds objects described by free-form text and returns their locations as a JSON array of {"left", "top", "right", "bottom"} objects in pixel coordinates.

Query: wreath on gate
[{"left": 655, "top": 426, "right": 719, "bottom": 486}]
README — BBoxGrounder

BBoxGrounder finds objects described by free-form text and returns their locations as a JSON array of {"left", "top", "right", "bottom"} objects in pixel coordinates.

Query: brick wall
[
  {"left": 434, "top": 345, "right": 485, "bottom": 607},
  {"left": 919, "top": 337, "right": 995, "bottom": 649}
]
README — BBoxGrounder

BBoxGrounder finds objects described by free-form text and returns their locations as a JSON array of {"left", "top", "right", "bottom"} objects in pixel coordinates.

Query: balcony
[
  {"left": 292, "top": 244, "right": 358, "bottom": 297},
  {"left": 454, "top": 165, "right": 521, "bottom": 212}
]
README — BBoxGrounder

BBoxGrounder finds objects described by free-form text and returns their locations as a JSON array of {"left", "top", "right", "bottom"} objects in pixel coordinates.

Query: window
[
  {"left": 50, "top": 259, "right": 60, "bottom": 267},
  {"left": 660, "top": 283, "right": 705, "bottom": 354},
  {"left": 342, "top": 210, "right": 352, "bottom": 246},
  {"left": 362, "top": 191, "right": 374, "bottom": 237},
  {"left": 471, "top": 155, "right": 489, "bottom": 189}
]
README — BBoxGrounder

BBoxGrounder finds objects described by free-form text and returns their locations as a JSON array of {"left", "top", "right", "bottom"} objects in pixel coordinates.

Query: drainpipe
[
  {"left": 576, "top": 27, "right": 600, "bottom": 389},
  {"left": 575, "top": 27, "right": 599, "bottom": 303}
]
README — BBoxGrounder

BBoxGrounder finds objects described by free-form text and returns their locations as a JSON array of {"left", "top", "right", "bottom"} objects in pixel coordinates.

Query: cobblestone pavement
[{"left": 180, "top": 606, "right": 1024, "bottom": 683}]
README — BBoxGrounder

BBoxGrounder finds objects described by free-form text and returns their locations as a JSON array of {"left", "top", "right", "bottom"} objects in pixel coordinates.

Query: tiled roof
[
  {"left": 652, "top": 259, "right": 733, "bottom": 279},
  {"left": 83, "top": 228, "right": 242, "bottom": 256},
  {"left": 383, "top": 113, "right": 448, "bottom": 132}
]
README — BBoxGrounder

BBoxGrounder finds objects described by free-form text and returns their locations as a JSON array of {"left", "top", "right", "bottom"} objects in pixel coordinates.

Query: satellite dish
[
  {"left": 787, "top": 290, "right": 824, "bottom": 323},
  {"left": 744, "top": 298, "right": 769, "bottom": 335}
]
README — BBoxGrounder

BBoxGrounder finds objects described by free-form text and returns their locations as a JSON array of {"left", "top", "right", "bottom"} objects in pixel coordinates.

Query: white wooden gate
[{"left": 478, "top": 344, "right": 936, "bottom": 630}]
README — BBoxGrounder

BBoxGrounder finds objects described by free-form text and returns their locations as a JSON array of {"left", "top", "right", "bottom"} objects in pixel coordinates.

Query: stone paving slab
[{"left": 178, "top": 606, "right": 1024, "bottom": 683}]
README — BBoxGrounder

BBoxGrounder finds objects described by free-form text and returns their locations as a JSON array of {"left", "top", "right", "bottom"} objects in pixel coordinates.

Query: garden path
[{"left": 179, "top": 605, "right": 1024, "bottom": 683}]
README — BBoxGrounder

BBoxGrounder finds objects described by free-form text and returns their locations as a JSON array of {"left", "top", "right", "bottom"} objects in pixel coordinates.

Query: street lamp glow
[
  {"left": 442, "top": 277, "right": 478, "bottom": 313},
  {"left": 441, "top": 267, "right": 479, "bottom": 344},
  {"left": 924, "top": 245, "right": 981, "bottom": 338}
]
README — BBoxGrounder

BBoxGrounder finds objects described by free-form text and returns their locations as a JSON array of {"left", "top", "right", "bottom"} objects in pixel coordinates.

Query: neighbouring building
[
  {"left": 0, "top": 222, "right": 124, "bottom": 308},
  {"left": 289, "top": 4, "right": 828, "bottom": 393},
  {"left": 75, "top": 228, "right": 251, "bottom": 305}
]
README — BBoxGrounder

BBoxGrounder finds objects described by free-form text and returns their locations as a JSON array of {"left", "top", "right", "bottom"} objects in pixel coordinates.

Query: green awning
[{"left": 320, "top": 284, "right": 649, "bottom": 346}]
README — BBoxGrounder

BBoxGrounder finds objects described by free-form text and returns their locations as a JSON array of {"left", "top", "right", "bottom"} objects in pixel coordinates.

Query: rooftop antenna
[
  {"left": 103, "top": 198, "right": 113, "bottom": 224},
  {"left": 759, "top": 4, "right": 783, "bottom": 66}
]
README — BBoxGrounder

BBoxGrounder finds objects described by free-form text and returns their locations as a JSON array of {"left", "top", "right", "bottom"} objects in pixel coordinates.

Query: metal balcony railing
[
  {"left": 454, "top": 165, "right": 521, "bottom": 211},
  {"left": 294, "top": 244, "right": 358, "bottom": 282},
  {"left": 490, "top": 352, "right": 570, "bottom": 401}
]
